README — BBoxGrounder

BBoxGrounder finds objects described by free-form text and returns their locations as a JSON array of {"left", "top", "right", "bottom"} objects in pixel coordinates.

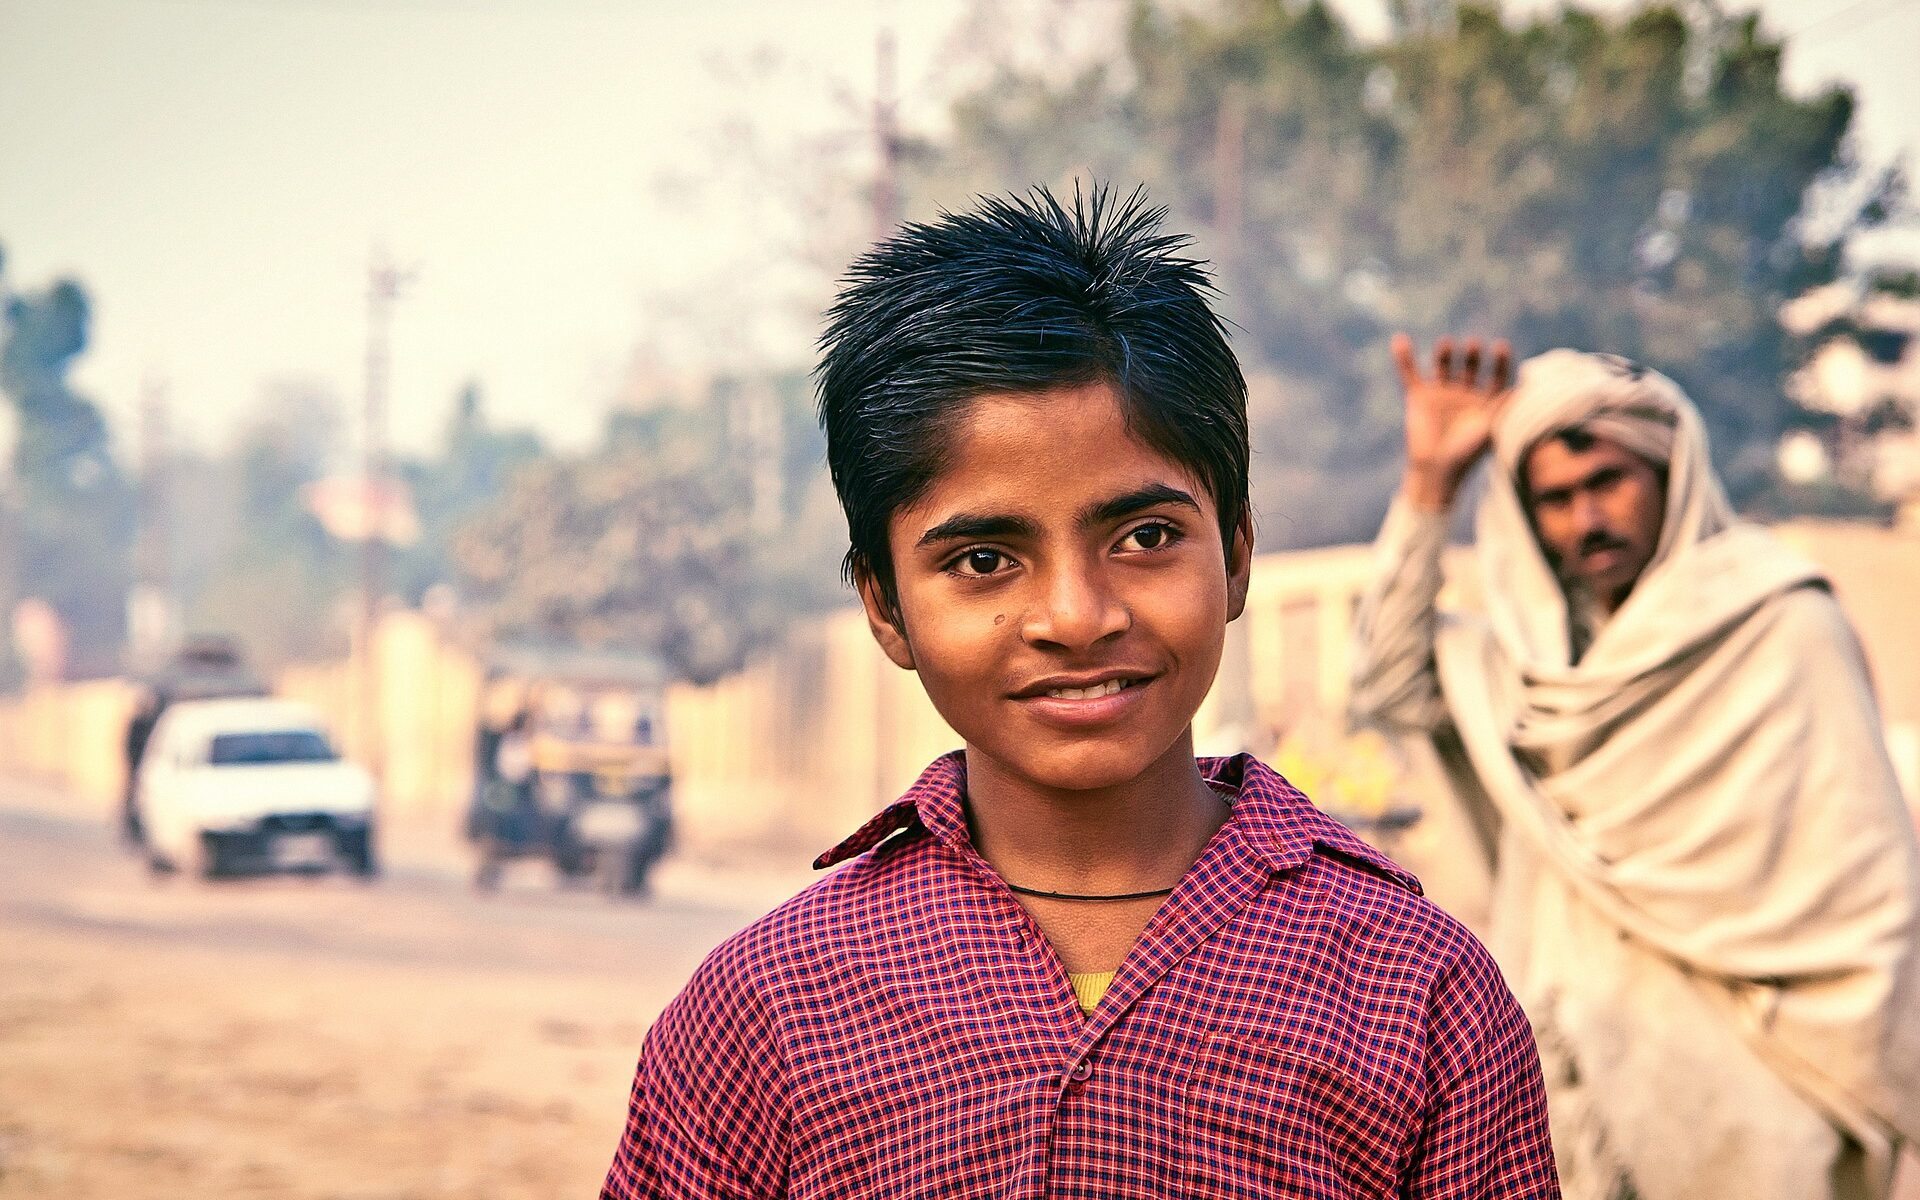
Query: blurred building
[{"left": 1781, "top": 280, "right": 1920, "bottom": 524}]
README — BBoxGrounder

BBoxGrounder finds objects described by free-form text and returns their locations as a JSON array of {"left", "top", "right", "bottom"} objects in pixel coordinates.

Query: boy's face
[{"left": 860, "top": 380, "right": 1251, "bottom": 795}]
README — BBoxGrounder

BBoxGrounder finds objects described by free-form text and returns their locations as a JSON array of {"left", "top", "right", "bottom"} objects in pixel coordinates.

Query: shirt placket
[
  {"left": 940, "top": 823, "right": 1274, "bottom": 1199},
  {"left": 924, "top": 838, "right": 1086, "bottom": 1200}
]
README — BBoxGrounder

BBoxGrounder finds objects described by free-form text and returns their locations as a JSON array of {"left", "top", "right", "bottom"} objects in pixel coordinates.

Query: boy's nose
[{"left": 1021, "top": 562, "right": 1130, "bottom": 651}]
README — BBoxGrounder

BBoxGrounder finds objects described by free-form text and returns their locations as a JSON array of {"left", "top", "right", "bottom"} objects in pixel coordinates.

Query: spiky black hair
[{"left": 815, "top": 184, "right": 1249, "bottom": 614}]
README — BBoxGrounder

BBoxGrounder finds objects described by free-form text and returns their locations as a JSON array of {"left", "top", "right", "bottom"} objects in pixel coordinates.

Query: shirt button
[{"left": 1067, "top": 1059, "right": 1092, "bottom": 1083}]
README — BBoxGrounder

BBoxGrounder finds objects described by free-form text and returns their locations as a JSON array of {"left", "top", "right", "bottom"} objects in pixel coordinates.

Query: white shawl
[{"left": 1433, "top": 351, "right": 1920, "bottom": 1198}]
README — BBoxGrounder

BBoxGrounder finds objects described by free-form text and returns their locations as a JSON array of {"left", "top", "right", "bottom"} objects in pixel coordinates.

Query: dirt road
[
  {"left": 7, "top": 779, "right": 1915, "bottom": 1199},
  {"left": 0, "top": 784, "right": 801, "bottom": 1200}
]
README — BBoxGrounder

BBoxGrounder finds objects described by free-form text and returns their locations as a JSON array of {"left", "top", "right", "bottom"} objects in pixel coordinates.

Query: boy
[{"left": 601, "top": 189, "right": 1557, "bottom": 1198}]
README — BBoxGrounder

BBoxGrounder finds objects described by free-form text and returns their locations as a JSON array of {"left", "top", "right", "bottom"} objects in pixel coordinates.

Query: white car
[{"left": 136, "top": 697, "right": 378, "bottom": 879}]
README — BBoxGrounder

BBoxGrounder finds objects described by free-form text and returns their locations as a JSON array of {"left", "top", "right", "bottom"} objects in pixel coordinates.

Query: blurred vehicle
[
  {"left": 137, "top": 697, "right": 378, "bottom": 880},
  {"left": 466, "top": 644, "right": 673, "bottom": 897},
  {"left": 122, "top": 637, "right": 269, "bottom": 847}
]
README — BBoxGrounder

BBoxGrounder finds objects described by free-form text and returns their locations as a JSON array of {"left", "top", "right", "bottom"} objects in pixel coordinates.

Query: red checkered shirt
[{"left": 603, "top": 753, "right": 1558, "bottom": 1198}]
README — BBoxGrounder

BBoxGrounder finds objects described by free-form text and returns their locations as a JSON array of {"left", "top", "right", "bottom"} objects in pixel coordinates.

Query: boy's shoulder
[
  {"left": 1226, "top": 755, "right": 1488, "bottom": 973},
  {"left": 671, "top": 757, "right": 972, "bottom": 1009},
  {"left": 664, "top": 818, "right": 940, "bottom": 1022}
]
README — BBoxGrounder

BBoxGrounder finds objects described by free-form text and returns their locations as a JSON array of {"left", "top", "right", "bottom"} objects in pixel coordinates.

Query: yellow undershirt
[{"left": 1067, "top": 970, "right": 1115, "bottom": 1016}]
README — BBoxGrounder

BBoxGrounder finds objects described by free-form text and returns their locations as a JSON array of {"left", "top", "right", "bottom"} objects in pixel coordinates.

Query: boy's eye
[
  {"left": 1117, "top": 521, "right": 1180, "bottom": 553},
  {"left": 948, "top": 548, "right": 1012, "bottom": 577}
]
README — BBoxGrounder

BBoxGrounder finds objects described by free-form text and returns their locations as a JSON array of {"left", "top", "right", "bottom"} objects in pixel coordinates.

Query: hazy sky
[{"left": 2, "top": 0, "right": 1915, "bottom": 461}]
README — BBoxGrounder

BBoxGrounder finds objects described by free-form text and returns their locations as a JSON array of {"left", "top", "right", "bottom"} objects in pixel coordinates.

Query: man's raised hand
[{"left": 1393, "top": 333, "right": 1513, "bottom": 513}]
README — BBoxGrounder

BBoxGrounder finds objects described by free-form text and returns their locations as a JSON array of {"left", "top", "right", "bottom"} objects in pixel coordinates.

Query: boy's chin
[{"left": 971, "top": 732, "right": 1192, "bottom": 795}]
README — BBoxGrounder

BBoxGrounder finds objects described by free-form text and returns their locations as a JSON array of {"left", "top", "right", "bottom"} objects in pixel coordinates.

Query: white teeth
[{"left": 1046, "top": 679, "right": 1129, "bottom": 700}]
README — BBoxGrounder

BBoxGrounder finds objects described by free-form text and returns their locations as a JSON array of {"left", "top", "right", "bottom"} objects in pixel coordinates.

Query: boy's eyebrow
[
  {"left": 915, "top": 512, "right": 1041, "bottom": 549},
  {"left": 914, "top": 484, "right": 1202, "bottom": 549},
  {"left": 1079, "top": 483, "right": 1202, "bottom": 527}
]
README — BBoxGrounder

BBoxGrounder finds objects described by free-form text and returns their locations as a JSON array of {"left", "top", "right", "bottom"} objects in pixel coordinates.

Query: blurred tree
[
  {"left": 0, "top": 249, "right": 135, "bottom": 678},
  {"left": 394, "top": 380, "right": 545, "bottom": 599},
  {"left": 182, "top": 379, "right": 545, "bottom": 669},
  {"left": 183, "top": 380, "right": 349, "bottom": 668},
  {"left": 911, "top": 1, "right": 1903, "bottom": 545},
  {"left": 452, "top": 375, "right": 841, "bottom": 685}
]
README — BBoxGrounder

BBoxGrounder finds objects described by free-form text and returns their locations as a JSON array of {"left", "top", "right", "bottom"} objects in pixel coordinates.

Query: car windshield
[{"left": 207, "top": 729, "right": 337, "bottom": 766}]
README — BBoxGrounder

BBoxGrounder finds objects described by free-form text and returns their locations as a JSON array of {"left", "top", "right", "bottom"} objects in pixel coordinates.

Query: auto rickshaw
[{"left": 466, "top": 644, "right": 674, "bottom": 897}]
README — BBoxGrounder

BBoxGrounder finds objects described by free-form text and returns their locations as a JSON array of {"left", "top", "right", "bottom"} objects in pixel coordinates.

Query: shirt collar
[{"left": 814, "top": 750, "right": 1421, "bottom": 896}]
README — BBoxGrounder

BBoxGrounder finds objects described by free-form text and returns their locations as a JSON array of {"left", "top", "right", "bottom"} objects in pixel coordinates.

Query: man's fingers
[
  {"left": 1396, "top": 330, "right": 1511, "bottom": 395},
  {"left": 1391, "top": 332, "right": 1420, "bottom": 391},
  {"left": 1490, "top": 339, "right": 1514, "bottom": 393}
]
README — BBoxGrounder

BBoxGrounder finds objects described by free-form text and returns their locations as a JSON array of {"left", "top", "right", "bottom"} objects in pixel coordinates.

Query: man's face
[
  {"left": 1522, "top": 433, "right": 1666, "bottom": 614},
  {"left": 861, "top": 380, "right": 1250, "bottom": 795}
]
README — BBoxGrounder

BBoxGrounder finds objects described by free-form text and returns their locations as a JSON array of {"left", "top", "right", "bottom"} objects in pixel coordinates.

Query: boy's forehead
[
  {"left": 952, "top": 380, "right": 1126, "bottom": 439},
  {"left": 896, "top": 381, "right": 1214, "bottom": 529}
]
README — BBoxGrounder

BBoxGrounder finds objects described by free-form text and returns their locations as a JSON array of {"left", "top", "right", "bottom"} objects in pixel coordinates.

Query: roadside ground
[{"left": 0, "top": 774, "right": 809, "bottom": 1200}]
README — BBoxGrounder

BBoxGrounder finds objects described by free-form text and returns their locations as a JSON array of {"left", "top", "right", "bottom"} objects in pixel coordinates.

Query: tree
[
  {"left": 910, "top": 0, "right": 1902, "bottom": 546},
  {"left": 451, "top": 375, "right": 842, "bottom": 685},
  {"left": 0, "top": 249, "right": 134, "bottom": 678},
  {"left": 182, "top": 379, "right": 350, "bottom": 668},
  {"left": 393, "top": 380, "right": 545, "bottom": 601}
]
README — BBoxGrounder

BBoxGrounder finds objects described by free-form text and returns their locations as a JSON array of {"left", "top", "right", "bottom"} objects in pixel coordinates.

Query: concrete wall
[
  {"left": 4, "top": 519, "right": 1913, "bottom": 849},
  {"left": 0, "top": 678, "right": 141, "bottom": 817}
]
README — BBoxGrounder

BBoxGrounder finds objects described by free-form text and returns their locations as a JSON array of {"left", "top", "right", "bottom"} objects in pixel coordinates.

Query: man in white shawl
[{"left": 1349, "top": 335, "right": 1920, "bottom": 1200}]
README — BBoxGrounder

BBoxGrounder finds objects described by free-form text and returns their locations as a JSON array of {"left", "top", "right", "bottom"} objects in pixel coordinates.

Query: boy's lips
[{"left": 1009, "top": 671, "right": 1158, "bottom": 728}]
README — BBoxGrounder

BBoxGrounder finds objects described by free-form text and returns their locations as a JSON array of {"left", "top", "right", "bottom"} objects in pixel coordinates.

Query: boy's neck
[{"left": 962, "top": 735, "right": 1229, "bottom": 895}]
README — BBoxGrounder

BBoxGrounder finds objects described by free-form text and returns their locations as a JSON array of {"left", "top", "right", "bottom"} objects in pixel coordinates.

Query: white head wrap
[{"left": 1476, "top": 348, "right": 1743, "bottom": 666}]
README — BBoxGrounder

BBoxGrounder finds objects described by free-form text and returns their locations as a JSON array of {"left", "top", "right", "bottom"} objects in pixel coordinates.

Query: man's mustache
[{"left": 1578, "top": 531, "right": 1632, "bottom": 558}]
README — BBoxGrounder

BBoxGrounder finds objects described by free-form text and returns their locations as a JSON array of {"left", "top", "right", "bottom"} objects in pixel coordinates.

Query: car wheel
[
  {"left": 616, "top": 844, "right": 655, "bottom": 899},
  {"left": 122, "top": 794, "right": 147, "bottom": 850},
  {"left": 195, "top": 834, "right": 231, "bottom": 881},
  {"left": 590, "top": 845, "right": 628, "bottom": 898},
  {"left": 473, "top": 842, "right": 504, "bottom": 893},
  {"left": 340, "top": 826, "right": 379, "bottom": 879}
]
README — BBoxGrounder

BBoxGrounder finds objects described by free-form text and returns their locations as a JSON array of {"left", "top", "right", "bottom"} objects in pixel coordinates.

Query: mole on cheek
[{"left": 993, "top": 614, "right": 1006, "bottom": 626}]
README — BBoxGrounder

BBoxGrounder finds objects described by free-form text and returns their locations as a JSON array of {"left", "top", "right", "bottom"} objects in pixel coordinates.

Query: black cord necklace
[{"left": 1004, "top": 881, "right": 1177, "bottom": 902}]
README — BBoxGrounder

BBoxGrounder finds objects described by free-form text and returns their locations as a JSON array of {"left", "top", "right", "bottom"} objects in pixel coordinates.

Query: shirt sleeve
[
  {"left": 601, "top": 942, "right": 792, "bottom": 1200},
  {"left": 1347, "top": 496, "right": 1456, "bottom": 735},
  {"left": 1402, "top": 938, "right": 1560, "bottom": 1199}
]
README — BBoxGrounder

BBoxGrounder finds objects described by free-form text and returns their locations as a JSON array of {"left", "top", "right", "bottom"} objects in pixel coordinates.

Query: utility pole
[
  {"left": 0, "top": 254, "right": 14, "bottom": 650},
  {"left": 130, "top": 373, "right": 173, "bottom": 669},
  {"left": 360, "top": 251, "right": 411, "bottom": 788},
  {"left": 871, "top": 26, "right": 901, "bottom": 242}
]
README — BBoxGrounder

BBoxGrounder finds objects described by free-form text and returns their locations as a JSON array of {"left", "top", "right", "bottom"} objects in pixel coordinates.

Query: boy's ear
[
  {"left": 1226, "top": 513, "right": 1254, "bottom": 622},
  {"left": 854, "top": 564, "right": 916, "bottom": 671}
]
